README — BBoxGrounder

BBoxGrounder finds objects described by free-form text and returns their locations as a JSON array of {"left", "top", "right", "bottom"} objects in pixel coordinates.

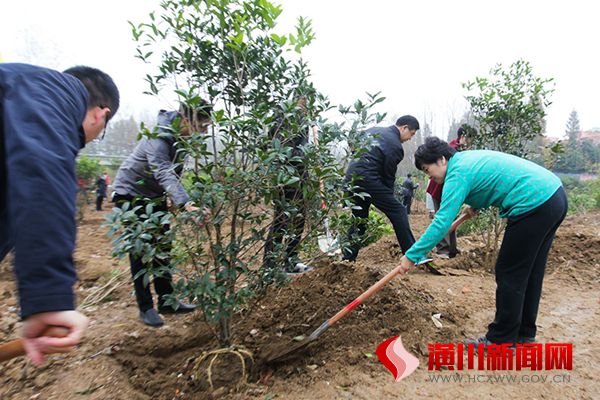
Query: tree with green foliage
[
  {"left": 566, "top": 110, "right": 581, "bottom": 143},
  {"left": 109, "top": 0, "right": 382, "bottom": 348},
  {"left": 76, "top": 156, "right": 102, "bottom": 183},
  {"left": 462, "top": 59, "right": 554, "bottom": 157},
  {"left": 554, "top": 110, "right": 590, "bottom": 172},
  {"left": 461, "top": 60, "right": 554, "bottom": 267},
  {"left": 75, "top": 156, "right": 103, "bottom": 220}
]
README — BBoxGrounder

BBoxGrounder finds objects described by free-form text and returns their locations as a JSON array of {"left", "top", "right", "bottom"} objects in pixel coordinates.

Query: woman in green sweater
[{"left": 400, "top": 137, "right": 567, "bottom": 345}]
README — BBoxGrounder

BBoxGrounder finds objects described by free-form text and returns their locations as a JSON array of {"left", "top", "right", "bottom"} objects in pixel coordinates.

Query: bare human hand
[
  {"left": 398, "top": 256, "right": 415, "bottom": 274},
  {"left": 21, "top": 310, "right": 89, "bottom": 366}
]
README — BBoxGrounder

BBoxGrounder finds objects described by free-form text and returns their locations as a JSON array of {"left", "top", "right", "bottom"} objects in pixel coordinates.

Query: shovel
[
  {"left": 0, "top": 326, "right": 69, "bottom": 363},
  {"left": 449, "top": 212, "right": 471, "bottom": 234},
  {"left": 420, "top": 212, "right": 471, "bottom": 275},
  {"left": 265, "top": 213, "right": 471, "bottom": 363},
  {"left": 312, "top": 126, "right": 341, "bottom": 256},
  {"left": 265, "top": 257, "right": 432, "bottom": 363},
  {"left": 316, "top": 192, "right": 341, "bottom": 256}
]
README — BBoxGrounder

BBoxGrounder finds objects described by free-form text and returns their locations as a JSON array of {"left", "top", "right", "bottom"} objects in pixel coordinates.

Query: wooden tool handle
[
  {"left": 0, "top": 326, "right": 69, "bottom": 363},
  {"left": 450, "top": 213, "right": 471, "bottom": 233},
  {"left": 328, "top": 264, "right": 403, "bottom": 327}
]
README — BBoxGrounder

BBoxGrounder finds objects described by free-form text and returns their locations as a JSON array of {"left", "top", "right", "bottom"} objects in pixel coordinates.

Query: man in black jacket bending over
[{"left": 343, "top": 115, "right": 420, "bottom": 261}]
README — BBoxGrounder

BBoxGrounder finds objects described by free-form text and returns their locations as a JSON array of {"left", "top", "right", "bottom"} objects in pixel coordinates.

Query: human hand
[
  {"left": 197, "top": 207, "right": 211, "bottom": 226},
  {"left": 398, "top": 256, "right": 415, "bottom": 274},
  {"left": 184, "top": 202, "right": 210, "bottom": 226},
  {"left": 21, "top": 310, "right": 89, "bottom": 366},
  {"left": 184, "top": 201, "right": 199, "bottom": 213}
]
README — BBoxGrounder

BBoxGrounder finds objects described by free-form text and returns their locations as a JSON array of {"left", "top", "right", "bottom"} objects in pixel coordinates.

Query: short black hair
[
  {"left": 407, "top": 173, "right": 412, "bottom": 178},
  {"left": 395, "top": 115, "right": 420, "bottom": 131},
  {"left": 457, "top": 123, "right": 474, "bottom": 138},
  {"left": 414, "top": 137, "right": 457, "bottom": 170},
  {"left": 179, "top": 99, "right": 213, "bottom": 122},
  {"left": 63, "top": 66, "right": 119, "bottom": 121}
]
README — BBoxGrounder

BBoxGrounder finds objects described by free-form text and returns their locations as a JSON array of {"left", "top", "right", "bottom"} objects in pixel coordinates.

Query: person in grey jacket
[{"left": 112, "top": 102, "right": 211, "bottom": 327}]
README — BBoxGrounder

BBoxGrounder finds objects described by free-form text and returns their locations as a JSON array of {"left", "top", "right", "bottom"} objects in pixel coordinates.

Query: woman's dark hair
[
  {"left": 457, "top": 123, "right": 476, "bottom": 138},
  {"left": 414, "top": 136, "right": 457, "bottom": 170}
]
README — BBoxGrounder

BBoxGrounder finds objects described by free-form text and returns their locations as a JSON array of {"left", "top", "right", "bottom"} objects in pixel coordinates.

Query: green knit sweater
[{"left": 405, "top": 150, "right": 562, "bottom": 262}]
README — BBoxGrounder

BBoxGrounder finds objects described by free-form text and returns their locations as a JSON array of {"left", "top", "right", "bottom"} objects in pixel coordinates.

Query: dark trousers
[
  {"left": 114, "top": 195, "right": 174, "bottom": 312},
  {"left": 486, "top": 187, "right": 567, "bottom": 343},
  {"left": 343, "top": 180, "right": 415, "bottom": 261},
  {"left": 433, "top": 197, "right": 458, "bottom": 256},
  {"left": 96, "top": 195, "right": 104, "bottom": 211},
  {"left": 403, "top": 194, "right": 414, "bottom": 215},
  {"left": 263, "top": 183, "right": 306, "bottom": 272}
]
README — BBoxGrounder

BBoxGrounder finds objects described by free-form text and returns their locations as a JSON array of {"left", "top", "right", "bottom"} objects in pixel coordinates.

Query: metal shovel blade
[
  {"left": 318, "top": 234, "right": 341, "bottom": 255},
  {"left": 318, "top": 218, "right": 341, "bottom": 255}
]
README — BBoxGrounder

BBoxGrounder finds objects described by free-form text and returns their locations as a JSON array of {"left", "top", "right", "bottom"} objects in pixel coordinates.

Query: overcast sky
[{"left": 1, "top": 0, "right": 598, "bottom": 138}]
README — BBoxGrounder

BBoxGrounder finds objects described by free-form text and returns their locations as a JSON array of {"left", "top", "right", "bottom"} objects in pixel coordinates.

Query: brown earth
[{"left": 1, "top": 205, "right": 599, "bottom": 400}]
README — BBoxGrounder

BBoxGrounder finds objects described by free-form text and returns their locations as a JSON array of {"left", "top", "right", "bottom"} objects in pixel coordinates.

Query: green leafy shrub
[{"left": 110, "top": 0, "right": 383, "bottom": 348}]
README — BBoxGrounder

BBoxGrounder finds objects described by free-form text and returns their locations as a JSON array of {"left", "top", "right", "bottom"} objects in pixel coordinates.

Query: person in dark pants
[
  {"left": 1, "top": 63, "right": 119, "bottom": 364},
  {"left": 401, "top": 173, "right": 419, "bottom": 214},
  {"left": 262, "top": 94, "right": 314, "bottom": 275},
  {"left": 95, "top": 174, "right": 107, "bottom": 211},
  {"left": 400, "top": 137, "right": 567, "bottom": 345},
  {"left": 426, "top": 124, "right": 471, "bottom": 258},
  {"left": 342, "top": 115, "right": 420, "bottom": 262},
  {"left": 112, "top": 195, "right": 177, "bottom": 324},
  {"left": 112, "top": 103, "right": 212, "bottom": 327}
]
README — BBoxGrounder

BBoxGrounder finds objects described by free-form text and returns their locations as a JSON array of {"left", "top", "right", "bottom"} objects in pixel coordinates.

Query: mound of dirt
[
  {"left": 5, "top": 209, "right": 596, "bottom": 399},
  {"left": 108, "top": 258, "right": 465, "bottom": 398},
  {"left": 245, "top": 260, "right": 442, "bottom": 361}
]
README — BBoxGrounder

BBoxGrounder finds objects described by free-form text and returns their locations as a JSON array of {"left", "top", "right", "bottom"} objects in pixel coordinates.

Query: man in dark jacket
[
  {"left": 262, "top": 95, "right": 313, "bottom": 276},
  {"left": 112, "top": 103, "right": 211, "bottom": 327},
  {"left": 0, "top": 63, "right": 119, "bottom": 364},
  {"left": 96, "top": 174, "right": 108, "bottom": 211},
  {"left": 400, "top": 173, "right": 419, "bottom": 214},
  {"left": 343, "top": 115, "right": 420, "bottom": 261}
]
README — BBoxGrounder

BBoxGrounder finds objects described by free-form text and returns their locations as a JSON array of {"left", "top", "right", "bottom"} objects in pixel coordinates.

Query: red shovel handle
[
  {"left": 450, "top": 213, "right": 471, "bottom": 233},
  {"left": 0, "top": 326, "right": 69, "bottom": 363}
]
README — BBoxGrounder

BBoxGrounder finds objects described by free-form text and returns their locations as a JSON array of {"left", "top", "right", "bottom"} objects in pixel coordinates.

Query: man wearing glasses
[{"left": 0, "top": 63, "right": 119, "bottom": 365}]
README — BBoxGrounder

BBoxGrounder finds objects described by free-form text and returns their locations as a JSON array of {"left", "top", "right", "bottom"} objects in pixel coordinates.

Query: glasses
[{"left": 99, "top": 105, "right": 111, "bottom": 141}]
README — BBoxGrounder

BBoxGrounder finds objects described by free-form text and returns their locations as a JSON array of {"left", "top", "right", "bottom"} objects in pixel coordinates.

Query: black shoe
[
  {"left": 158, "top": 301, "right": 197, "bottom": 314},
  {"left": 517, "top": 336, "right": 536, "bottom": 344},
  {"left": 140, "top": 308, "right": 164, "bottom": 327}
]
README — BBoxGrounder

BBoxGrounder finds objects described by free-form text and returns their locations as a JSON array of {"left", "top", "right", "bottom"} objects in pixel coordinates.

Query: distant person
[
  {"left": 425, "top": 189, "right": 435, "bottom": 219},
  {"left": 95, "top": 174, "right": 107, "bottom": 211},
  {"left": 112, "top": 102, "right": 212, "bottom": 327},
  {"left": 400, "top": 173, "right": 419, "bottom": 214},
  {"left": 342, "top": 115, "right": 421, "bottom": 262},
  {"left": 262, "top": 93, "right": 314, "bottom": 275},
  {"left": 400, "top": 137, "right": 567, "bottom": 346},
  {"left": 425, "top": 124, "right": 471, "bottom": 258},
  {"left": 1, "top": 63, "right": 119, "bottom": 365}
]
